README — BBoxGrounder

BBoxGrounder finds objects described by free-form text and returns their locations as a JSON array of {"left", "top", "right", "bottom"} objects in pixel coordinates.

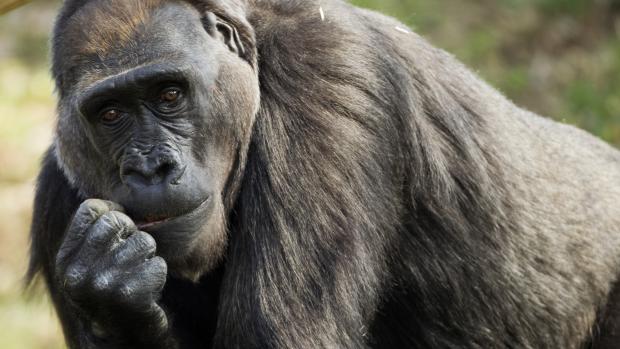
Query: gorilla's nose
[{"left": 120, "top": 152, "right": 181, "bottom": 188}]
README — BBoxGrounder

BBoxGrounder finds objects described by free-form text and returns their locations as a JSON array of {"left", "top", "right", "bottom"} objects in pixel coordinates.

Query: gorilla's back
[
  {"left": 354, "top": 4, "right": 620, "bottom": 345},
  {"left": 470, "top": 32, "right": 620, "bottom": 349},
  {"left": 496, "top": 104, "right": 620, "bottom": 338}
]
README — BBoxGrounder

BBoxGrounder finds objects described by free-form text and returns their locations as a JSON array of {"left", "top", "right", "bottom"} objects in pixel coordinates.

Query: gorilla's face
[{"left": 53, "top": 0, "right": 259, "bottom": 278}]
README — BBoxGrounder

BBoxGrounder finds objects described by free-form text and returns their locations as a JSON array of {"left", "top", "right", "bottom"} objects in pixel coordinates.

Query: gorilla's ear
[{"left": 202, "top": 12, "right": 246, "bottom": 56}]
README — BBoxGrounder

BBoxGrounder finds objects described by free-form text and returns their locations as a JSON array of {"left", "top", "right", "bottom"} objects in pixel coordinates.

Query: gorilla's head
[{"left": 52, "top": 0, "right": 259, "bottom": 278}]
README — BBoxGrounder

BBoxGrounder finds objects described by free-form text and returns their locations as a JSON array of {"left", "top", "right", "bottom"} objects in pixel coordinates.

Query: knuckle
[
  {"left": 111, "top": 211, "right": 135, "bottom": 230},
  {"left": 80, "top": 199, "right": 122, "bottom": 212},
  {"left": 117, "top": 284, "right": 137, "bottom": 302},
  {"left": 98, "top": 211, "right": 120, "bottom": 228},
  {"left": 63, "top": 265, "right": 86, "bottom": 290},
  {"left": 89, "top": 212, "right": 126, "bottom": 242},
  {"left": 81, "top": 198, "right": 104, "bottom": 209},
  {"left": 134, "top": 231, "right": 157, "bottom": 251},
  {"left": 77, "top": 199, "right": 108, "bottom": 219},
  {"left": 115, "top": 284, "right": 151, "bottom": 308},
  {"left": 97, "top": 211, "right": 135, "bottom": 234},
  {"left": 149, "top": 256, "right": 167, "bottom": 274},
  {"left": 91, "top": 273, "right": 114, "bottom": 295}
]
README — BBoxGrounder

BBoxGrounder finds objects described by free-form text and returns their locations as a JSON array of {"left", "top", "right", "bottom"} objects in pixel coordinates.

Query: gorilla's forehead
[{"left": 58, "top": 0, "right": 207, "bottom": 85}]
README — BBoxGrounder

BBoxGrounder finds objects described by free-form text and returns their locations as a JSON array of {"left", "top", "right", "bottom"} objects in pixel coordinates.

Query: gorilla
[{"left": 27, "top": 0, "right": 620, "bottom": 348}]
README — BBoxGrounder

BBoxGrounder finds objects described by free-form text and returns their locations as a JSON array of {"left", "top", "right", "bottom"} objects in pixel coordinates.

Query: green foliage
[
  {"left": 538, "top": 0, "right": 590, "bottom": 15},
  {"left": 351, "top": 0, "right": 620, "bottom": 145}
]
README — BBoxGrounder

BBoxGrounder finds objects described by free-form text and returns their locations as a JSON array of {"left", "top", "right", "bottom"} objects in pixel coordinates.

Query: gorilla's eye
[
  {"left": 100, "top": 108, "right": 122, "bottom": 123},
  {"left": 160, "top": 87, "right": 182, "bottom": 103},
  {"left": 155, "top": 86, "right": 185, "bottom": 115}
]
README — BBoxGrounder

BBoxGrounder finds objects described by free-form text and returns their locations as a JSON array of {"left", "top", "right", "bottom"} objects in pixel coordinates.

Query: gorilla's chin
[
  {"left": 137, "top": 195, "right": 214, "bottom": 249},
  {"left": 146, "top": 196, "right": 227, "bottom": 282}
]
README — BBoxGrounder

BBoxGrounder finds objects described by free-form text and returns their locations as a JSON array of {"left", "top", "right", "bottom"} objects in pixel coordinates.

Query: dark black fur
[{"left": 28, "top": 0, "right": 620, "bottom": 348}]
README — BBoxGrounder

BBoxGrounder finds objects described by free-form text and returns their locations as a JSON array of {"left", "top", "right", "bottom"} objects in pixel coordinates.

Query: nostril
[
  {"left": 121, "top": 162, "right": 179, "bottom": 187},
  {"left": 120, "top": 151, "right": 181, "bottom": 187},
  {"left": 170, "top": 165, "right": 187, "bottom": 185},
  {"left": 156, "top": 162, "right": 175, "bottom": 180}
]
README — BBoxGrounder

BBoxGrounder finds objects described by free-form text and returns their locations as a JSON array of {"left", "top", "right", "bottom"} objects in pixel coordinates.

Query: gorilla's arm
[{"left": 28, "top": 150, "right": 179, "bottom": 348}]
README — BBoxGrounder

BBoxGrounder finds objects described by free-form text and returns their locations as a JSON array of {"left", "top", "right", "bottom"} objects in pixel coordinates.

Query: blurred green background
[{"left": 0, "top": 0, "right": 619, "bottom": 347}]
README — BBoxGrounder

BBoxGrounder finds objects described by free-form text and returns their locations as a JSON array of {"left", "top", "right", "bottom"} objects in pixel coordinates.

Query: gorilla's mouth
[
  {"left": 136, "top": 216, "right": 173, "bottom": 230},
  {"left": 135, "top": 196, "right": 211, "bottom": 231}
]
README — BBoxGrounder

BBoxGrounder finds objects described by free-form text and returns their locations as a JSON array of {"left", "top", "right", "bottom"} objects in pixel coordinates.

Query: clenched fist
[{"left": 55, "top": 199, "right": 175, "bottom": 347}]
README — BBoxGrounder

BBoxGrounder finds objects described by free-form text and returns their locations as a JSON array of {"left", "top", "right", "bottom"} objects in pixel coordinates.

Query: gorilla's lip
[{"left": 135, "top": 196, "right": 211, "bottom": 231}]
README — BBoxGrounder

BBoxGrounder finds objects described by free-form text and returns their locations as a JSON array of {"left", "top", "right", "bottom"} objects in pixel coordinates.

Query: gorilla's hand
[{"left": 55, "top": 199, "right": 173, "bottom": 347}]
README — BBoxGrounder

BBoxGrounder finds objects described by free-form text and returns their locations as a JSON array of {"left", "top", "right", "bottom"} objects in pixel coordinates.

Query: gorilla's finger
[
  {"left": 110, "top": 231, "right": 157, "bottom": 266},
  {"left": 73, "top": 211, "right": 137, "bottom": 264},
  {"left": 115, "top": 256, "right": 168, "bottom": 304},
  {"left": 56, "top": 199, "right": 125, "bottom": 269}
]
